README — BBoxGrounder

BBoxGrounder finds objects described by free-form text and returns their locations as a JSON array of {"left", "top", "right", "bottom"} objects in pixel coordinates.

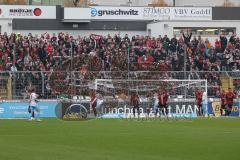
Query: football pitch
[{"left": 0, "top": 118, "right": 239, "bottom": 160}]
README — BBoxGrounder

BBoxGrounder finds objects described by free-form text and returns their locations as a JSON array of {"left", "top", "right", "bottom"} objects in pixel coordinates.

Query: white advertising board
[{"left": 0, "top": 5, "right": 56, "bottom": 19}]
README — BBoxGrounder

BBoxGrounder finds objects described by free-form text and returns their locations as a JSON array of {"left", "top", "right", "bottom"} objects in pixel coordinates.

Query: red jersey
[
  {"left": 48, "top": 45, "right": 54, "bottom": 55},
  {"left": 158, "top": 92, "right": 169, "bottom": 105},
  {"left": 131, "top": 94, "right": 140, "bottom": 106},
  {"left": 225, "top": 92, "right": 235, "bottom": 105},
  {"left": 90, "top": 91, "right": 97, "bottom": 108},
  {"left": 196, "top": 91, "right": 203, "bottom": 105},
  {"left": 220, "top": 93, "right": 226, "bottom": 105}
]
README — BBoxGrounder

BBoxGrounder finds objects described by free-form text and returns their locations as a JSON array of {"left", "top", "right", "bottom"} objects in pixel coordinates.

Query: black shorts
[
  {"left": 221, "top": 104, "right": 226, "bottom": 109},
  {"left": 159, "top": 104, "right": 167, "bottom": 109},
  {"left": 133, "top": 105, "right": 139, "bottom": 109},
  {"left": 227, "top": 104, "right": 233, "bottom": 109},
  {"left": 146, "top": 108, "right": 150, "bottom": 114}
]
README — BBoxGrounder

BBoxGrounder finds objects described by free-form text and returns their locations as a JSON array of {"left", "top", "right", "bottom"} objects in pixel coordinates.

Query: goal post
[{"left": 93, "top": 79, "right": 208, "bottom": 118}]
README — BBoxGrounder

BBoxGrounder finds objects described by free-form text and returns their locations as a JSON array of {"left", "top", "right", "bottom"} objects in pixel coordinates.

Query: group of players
[
  {"left": 196, "top": 88, "right": 236, "bottom": 117},
  {"left": 90, "top": 88, "right": 169, "bottom": 118},
  {"left": 27, "top": 86, "right": 237, "bottom": 120},
  {"left": 130, "top": 88, "right": 170, "bottom": 118},
  {"left": 90, "top": 87, "right": 237, "bottom": 118}
]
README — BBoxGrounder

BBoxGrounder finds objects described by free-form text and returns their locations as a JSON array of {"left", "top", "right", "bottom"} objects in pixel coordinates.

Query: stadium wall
[
  {"left": 0, "top": 19, "right": 12, "bottom": 34},
  {"left": 147, "top": 20, "right": 240, "bottom": 43}
]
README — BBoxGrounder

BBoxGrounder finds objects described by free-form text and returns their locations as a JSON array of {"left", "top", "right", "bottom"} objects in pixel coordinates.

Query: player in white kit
[
  {"left": 153, "top": 92, "right": 159, "bottom": 117},
  {"left": 96, "top": 93, "right": 104, "bottom": 117},
  {"left": 28, "top": 88, "right": 41, "bottom": 121},
  {"left": 202, "top": 91, "right": 208, "bottom": 116}
]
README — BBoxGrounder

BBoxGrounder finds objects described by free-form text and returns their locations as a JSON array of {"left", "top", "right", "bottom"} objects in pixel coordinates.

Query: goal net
[{"left": 93, "top": 79, "right": 208, "bottom": 118}]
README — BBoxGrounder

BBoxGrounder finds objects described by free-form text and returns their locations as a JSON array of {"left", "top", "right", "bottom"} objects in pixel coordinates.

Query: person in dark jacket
[
  {"left": 229, "top": 33, "right": 236, "bottom": 45},
  {"left": 220, "top": 34, "right": 228, "bottom": 52},
  {"left": 182, "top": 29, "right": 192, "bottom": 46}
]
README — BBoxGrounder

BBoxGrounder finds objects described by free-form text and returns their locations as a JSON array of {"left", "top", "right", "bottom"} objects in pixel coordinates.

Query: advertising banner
[
  {"left": 211, "top": 101, "right": 222, "bottom": 117},
  {"left": 90, "top": 6, "right": 211, "bottom": 21},
  {"left": 143, "top": 7, "right": 172, "bottom": 20},
  {"left": 61, "top": 100, "right": 200, "bottom": 119},
  {"left": 0, "top": 5, "right": 56, "bottom": 19},
  {"left": 143, "top": 7, "right": 212, "bottom": 21},
  {"left": 90, "top": 6, "right": 143, "bottom": 20},
  {"left": 63, "top": 6, "right": 212, "bottom": 21},
  {"left": 209, "top": 100, "right": 240, "bottom": 117},
  {"left": 171, "top": 7, "right": 212, "bottom": 21},
  {"left": 0, "top": 101, "right": 60, "bottom": 118}
]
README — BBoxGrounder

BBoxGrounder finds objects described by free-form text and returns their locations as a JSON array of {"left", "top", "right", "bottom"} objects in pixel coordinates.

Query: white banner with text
[
  {"left": 63, "top": 7, "right": 212, "bottom": 21},
  {"left": 0, "top": 5, "right": 56, "bottom": 19}
]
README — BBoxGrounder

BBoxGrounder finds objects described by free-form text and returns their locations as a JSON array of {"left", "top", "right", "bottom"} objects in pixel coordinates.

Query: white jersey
[
  {"left": 202, "top": 92, "right": 208, "bottom": 104},
  {"left": 154, "top": 96, "right": 159, "bottom": 107},
  {"left": 30, "top": 93, "right": 38, "bottom": 106},
  {"left": 96, "top": 99, "right": 103, "bottom": 108}
]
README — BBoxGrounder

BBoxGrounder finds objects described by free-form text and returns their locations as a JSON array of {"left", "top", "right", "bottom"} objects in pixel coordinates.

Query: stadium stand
[{"left": 0, "top": 32, "right": 239, "bottom": 99}]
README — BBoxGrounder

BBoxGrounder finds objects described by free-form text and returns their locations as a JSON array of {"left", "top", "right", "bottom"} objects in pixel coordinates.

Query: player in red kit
[
  {"left": 195, "top": 89, "right": 203, "bottom": 116},
  {"left": 90, "top": 90, "right": 97, "bottom": 117},
  {"left": 158, "top": 88, "right": 169, "bottom": 116},
  {"left": 220, "top": 90, "right": 227, "bottom": 116},
  {"left": 225, "top": 88, "right": 236, "bottom": 116},
  {"left": 130, "top": 92, "right": 140, "bottom": 118}
]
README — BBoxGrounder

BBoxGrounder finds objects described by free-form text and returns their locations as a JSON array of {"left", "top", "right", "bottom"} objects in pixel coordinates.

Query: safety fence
[{"left": 0, "top": 71, "right": 239, "bottom": 100}]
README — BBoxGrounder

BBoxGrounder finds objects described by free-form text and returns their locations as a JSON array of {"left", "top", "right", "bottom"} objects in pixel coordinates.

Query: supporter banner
[
  {"left": 0, "top": 5, "right": 56, "bottom": 19},
  {"left": 0, "top": 101, "right": 60, "bottom": 118},
  {"left": 90, "top": 6, "right": 143, "bottom": 20}
]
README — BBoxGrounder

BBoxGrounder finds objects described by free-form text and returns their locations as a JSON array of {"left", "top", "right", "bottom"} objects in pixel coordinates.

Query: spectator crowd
[{"left": 0, "top": 30, "right": 240, "bottom": 98}]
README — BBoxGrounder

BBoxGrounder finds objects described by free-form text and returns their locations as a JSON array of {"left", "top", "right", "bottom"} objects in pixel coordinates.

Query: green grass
[{"left": 0, "top": 118, "right": 240, "bottom": 160}]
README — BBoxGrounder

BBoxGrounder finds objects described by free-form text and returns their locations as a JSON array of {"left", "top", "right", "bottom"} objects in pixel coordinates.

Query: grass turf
[{"left": 0, "top": 118, "right": 240, "bottom": 160}]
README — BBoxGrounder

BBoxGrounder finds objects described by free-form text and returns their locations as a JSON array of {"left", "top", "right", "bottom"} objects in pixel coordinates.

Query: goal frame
[{"left": 94, "top": 79, "right": 208, "bottom": 96}]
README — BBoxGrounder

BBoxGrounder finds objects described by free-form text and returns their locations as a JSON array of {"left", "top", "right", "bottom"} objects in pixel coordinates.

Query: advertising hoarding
[
  {"left": 63, "top": 7, "right": 212, "bottom": 21},
  {"left": 0, "top": 101, "right": 60, "bottom": 118},
  {"left": 0, "top": 5, "right": 56, "bottom": 19}
]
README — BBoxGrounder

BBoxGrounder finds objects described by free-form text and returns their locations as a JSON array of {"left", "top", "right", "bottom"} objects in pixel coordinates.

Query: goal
[{"left": 93, "top": 79, "right": 208, "bottom": 118}]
